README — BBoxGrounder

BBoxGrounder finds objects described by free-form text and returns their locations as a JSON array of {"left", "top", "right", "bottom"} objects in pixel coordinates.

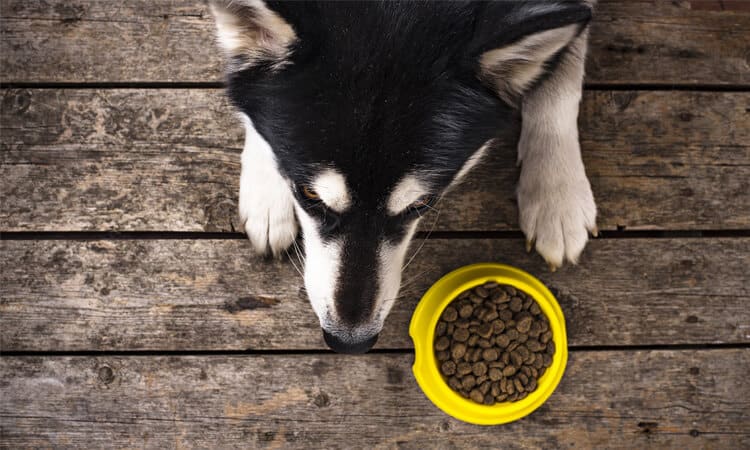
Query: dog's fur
[{"left": 209, "top": 0, "right": 597, "bottom": 353}]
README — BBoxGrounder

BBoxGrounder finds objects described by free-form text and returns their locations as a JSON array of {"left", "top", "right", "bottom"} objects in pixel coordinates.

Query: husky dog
[{"left": 209, "top": 1, "right": 597, "bottom": 353}]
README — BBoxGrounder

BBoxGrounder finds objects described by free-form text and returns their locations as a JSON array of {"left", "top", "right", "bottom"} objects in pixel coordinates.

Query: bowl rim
[{"left": 409, "top": 262, "right": 568, "bottom": 425}]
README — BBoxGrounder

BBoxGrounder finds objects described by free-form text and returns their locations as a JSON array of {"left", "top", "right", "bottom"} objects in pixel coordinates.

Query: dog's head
[{"left": 210, "top": 0, "right": 591, "bottom": 353}]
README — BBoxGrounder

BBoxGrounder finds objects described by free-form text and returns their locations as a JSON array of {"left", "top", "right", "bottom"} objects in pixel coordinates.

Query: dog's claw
[
  {"left": 525, "top": 239, "right": 533, "bottom": 253},
  {"left": 591, "top": 225, "right": 599, "bottom": 238},
  {"left": 547, "top": 262, "right": 558, "bottom": 273}
]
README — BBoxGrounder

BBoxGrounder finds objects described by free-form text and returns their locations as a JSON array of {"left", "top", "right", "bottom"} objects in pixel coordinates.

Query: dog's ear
[
  {"left": 208, "top": 0, "right": 296, "bottom": 72},
  {"left": 472, "top": 1, "right": 593, "bottom": 105}
]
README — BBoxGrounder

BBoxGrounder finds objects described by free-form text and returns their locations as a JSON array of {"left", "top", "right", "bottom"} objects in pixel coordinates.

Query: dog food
[{"left": 434, "top": 282, "right": 555, "bottom": 405}]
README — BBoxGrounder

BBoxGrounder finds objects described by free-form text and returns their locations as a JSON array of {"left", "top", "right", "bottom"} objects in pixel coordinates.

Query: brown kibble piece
[
  {"left": 496, "top": 393, "right": 508, "bottom": 402},
  {"left": 492, "top": 320, "right": 505, "bottom": 334},
  {"left": 476, "top": 375, "right": 488, "bottom": 386},
  {"left": 543, "top": 354, "right": 553, "bottom": 368},
  {"left": 477, "top": 323, "right": 493, "bottom": 339},
  {"left": 451, "top": 343, "right": 467, "bottom": 360},
  {"left": 435, "top": 336, "right": 450, "bottom": 351},
  {"left": 461, "top": 375, "right": 477, "bottom": 390},
  {"left": 441, "top": 361, "right": 456, "bottom": 376},
  {"left": 474, "top": 286, "right": 489, "bottom": 298},
  {"left": 482, "top": 348, "right": 499, "bottom": 362},
  {"left": 478, "top": 338, "right": 492, "bottom": 349},
  {"left": 479, "top": 381, "right": 491, "bottom": 395},
  {"left": 448, "top": 377, "right": 462, "bottom": 390},
  {"left": 488, "top": 367, "right": 503, "bottom": 381},
  {"left": 514, "top": 378, "right": 525, "bottom": 393},
  {"left": 502, "top": 365, "right": 516, "bottom": 377},
  {"left": 495, "top": 334, "right": 510, "bottom": 348},
  {"left": 509, "top": 297, "right": 523, "bottom": 312},
  {"left": 453, "top": 327, "right": 470, "bottom": 342},
  {"left": 457, "top": 362, "right": 472, "bottom": 376},
  {"left": 436, "top": 321, "right": 447, "bottom": 336},
  {"left": 505, "top": 286, "right": 517, "bottom": 296},
  {"left": 472, "top": 362, "right": 488, "bottom": 377},
  {"left": 442, "top": 306, "right": 458, "bottom": 322},
  {"left": 436, "top": 350, "right": 449, "bottom": 361},
  {"left": 459, "top": 304, "right": 474, "bottom": 319},
  {"left": 516, "top": 316, "right": 533, "bottom": 333},
  {"left": 530, "top": 303, "right": 541, "bottom": 315},
  {"left": 510, "top": 351, "right": 523, "bottom": 367},
  {"left": 467, "top": 335, "right": 479, "bottom": 347},
  {"left": 470, "top": 348, "right": 482, "bottom": 362},
  {"left": 491, "top": 382, "right": 501, "bottom": 397},
  {"left": 506, "top": 329, "right": 519, "bottom": 341},
  {"left": 470, "top": 389, "right": 484, "bottom": 403},
  {"left": 540, "top": 330, "right": 552, "bottom": 344}
]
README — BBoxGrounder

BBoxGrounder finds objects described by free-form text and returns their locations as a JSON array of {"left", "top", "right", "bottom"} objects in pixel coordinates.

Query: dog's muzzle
[{"left": 322, "top": 330, "right": 379, "bottom": 354}]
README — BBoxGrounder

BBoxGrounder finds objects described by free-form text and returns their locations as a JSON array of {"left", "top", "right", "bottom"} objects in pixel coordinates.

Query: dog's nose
[{"left": 322, "top": 330, "right": 379, "bottom": 354}]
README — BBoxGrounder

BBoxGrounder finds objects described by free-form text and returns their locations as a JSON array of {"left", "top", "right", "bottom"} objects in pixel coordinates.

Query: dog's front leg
[
  {"left": 238, "top": 114, "right": 299, "bottom": 257},
  {"left": 517, "top": 29, "right": 598, "bottom": 270}
]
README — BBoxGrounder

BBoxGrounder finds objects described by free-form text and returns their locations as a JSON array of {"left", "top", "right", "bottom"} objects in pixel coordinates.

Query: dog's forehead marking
[
  {"left": 313, "top": 169, "right": 351, "bottom": 213},
  {"left": 387, "top": 175, "right": 427, "bottom": 215}
]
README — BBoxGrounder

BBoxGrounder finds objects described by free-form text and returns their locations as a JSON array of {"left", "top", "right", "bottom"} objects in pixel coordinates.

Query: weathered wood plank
[
  {"left": 1, "top": 1, "right": 749, "bottom": 84},
  {"left": 1, "top": 238, "right": 747, "bottom": 351},
  {"left": 1, "top": 351, "right": 748, "bottom": 448},
  {"left": 2, "top": 89, "right": 748, "bottom": 232}
]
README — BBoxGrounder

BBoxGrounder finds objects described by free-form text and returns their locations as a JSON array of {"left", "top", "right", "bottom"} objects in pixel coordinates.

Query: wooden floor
[{"left": 1, "top": 1, "right": 749, "bottom": 448}]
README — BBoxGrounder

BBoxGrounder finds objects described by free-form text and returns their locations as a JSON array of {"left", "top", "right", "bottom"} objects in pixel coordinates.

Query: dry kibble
[
  {"left": 435, "top": 336, "right": 450, "bottom": 351},
  {"left": 435, "top": 283, "right": 557, "bottom": 404},
  {"left": 461, "top": 375, "right": 477, "bottom": 390},
  {"left": 451, "top": 342, "right": 467, "bottom": 360},
  {"left": 516, "top": 316, "right": 533, "bottom": 333},
  {"left": 459, "top": 304, "right": 474, "bottom": 319},
  {"left": 477, "top": 323, "right": 493, "bottom": 339},
  {"left": 453, "top": 328, "right": 470, "bottom": 342},
  {"left": 472, "top": 362, "right": 488, "bottom": 377},
  {"left": 442, "top": 306, "right": 458, "bottom": 322},
  {"left": 482, "top": 348, "right": 499, "bottom": 362},
  {"left": 441, "top": 361, "right": 457, "bottom": 376},
  {"left": 457, "top": 362, "right": 473, "bottom": 376}
]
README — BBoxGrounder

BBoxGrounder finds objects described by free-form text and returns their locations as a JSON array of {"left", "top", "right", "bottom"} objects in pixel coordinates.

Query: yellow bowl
[{"left": 409, "top": 263, "right": 568, "bottom": 425}]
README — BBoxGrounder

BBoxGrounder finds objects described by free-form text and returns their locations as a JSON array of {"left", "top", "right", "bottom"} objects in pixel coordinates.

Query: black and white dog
[{"left": 209, "top": 1, "right": 597, "bottom": 353}]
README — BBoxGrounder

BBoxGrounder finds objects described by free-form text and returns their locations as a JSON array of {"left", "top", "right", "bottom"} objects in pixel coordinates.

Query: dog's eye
[
  {"left": 301, "top": 185, "right": 320, "bottom": 200},
  {"left": 410, "top": 195, "right": 434, "bottom": 210}
]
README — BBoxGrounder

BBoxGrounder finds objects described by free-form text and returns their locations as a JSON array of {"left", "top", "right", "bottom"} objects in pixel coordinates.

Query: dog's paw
[
  {"left": 517, "top": 165, "right": 597, "bottom": 271},
  {"left": 239, "top": 164, "right": 298, "bottom": 257}
]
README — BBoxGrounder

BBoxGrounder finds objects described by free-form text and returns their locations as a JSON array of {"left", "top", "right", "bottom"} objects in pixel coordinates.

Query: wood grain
[
  {"left": 2, "top": 89, "right": 748, "bottom": 232},
  {"left": 1, "top": 238, "right": 747, "bottom": 351},
  {"left": 1, "top": 351, "right": 748, "bottom": 448},
  {"left": 1, "top": 1, "right": 749, "bottom": 84}
]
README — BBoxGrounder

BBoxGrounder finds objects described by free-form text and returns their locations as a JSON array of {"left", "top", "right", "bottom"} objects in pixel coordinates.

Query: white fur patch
[
  {"left": 451, "top": 141, "right": 491, "bottom": 187},
  {"left": 517, "top": 31, "right": 597, "bottom": 268},
  {"left": 480, "top": 24, "right": 579, "bottom": 104},
  {"left": 375, "top": 221, "right": 420, "bottom": 324},
  {"left": 239, "top": 114, "right": 298, "bottom": 256},
  {"left": 209, "top": 0, "right": 296, "bottom": 72},
  {"left": 387, "top": 175, "right": 428, "bottom": 215},
  {"left": 312, "top": 169, "right": 351, "bottom": 213},
  {"left": 294, "top": 204, "right": 342, "bottom": 329}
]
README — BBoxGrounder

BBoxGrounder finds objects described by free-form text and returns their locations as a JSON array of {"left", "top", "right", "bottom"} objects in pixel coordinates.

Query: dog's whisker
[{"left": 402, "top": 208, "right": 440, "bottom": 272}]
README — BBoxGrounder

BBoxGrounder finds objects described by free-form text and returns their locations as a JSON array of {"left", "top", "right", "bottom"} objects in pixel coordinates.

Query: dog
[{"left": 209, "top": 1, "right": 597, "bottom": 353}]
